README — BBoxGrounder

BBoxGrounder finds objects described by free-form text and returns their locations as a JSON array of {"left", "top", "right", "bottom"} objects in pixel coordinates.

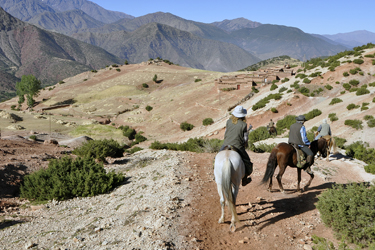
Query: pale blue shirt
[{"left": 299, "top": 126, "right": 310, "bottom": 147}]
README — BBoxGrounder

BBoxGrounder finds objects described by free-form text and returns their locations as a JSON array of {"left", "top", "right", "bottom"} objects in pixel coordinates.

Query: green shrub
[
  {"left": 353, "top": 58, "right": 364, "bottom": 64},
  {"left": 153, "top": 74, "right": 158, "bottom": 82},
  {"left": 142, "top": 83, "right": 149, "bottom": 88},
  {"left": 304, "top": 109, "right": 322, "bottom": 120},
  {"left": 303, "top": 78, "right": 311, "bottom": 84},
  {"left": 150, "top": 138, "right": 222, "bottom": 153},
  {"left": 343, "top": 83, "right": 351, "bottom": 90},
  {"left": 373, "top": 60, "right": 375, "bottom": 65},
  {"left": 145, "top": 105, "right": 153, "bottom": 111},
  {"left": 276, "top": 115, "right": 296, "bottom": 134},
  {"left": 91, "top": 70, "right": 97, "bottom": 73},
  {"left": 349, "top": 79, "right": 360, "bottom": 86},
  {"left": 369, "top": 82, "right": 375, "bottom": 87},
  {"left": 328, "top": 113, "right": 338, "bottom": 122},
  {"left": 252, "top": 93, "right": 282, "bottom": 111},
  {"left": 29, "top": 135, "right": 37, "bottom": 140},
  {"left": 334, "top": 136, "right": 346, "bottom": 149},
  {"left": 272, "top": 79, "right": 280, "bottom": 84},
  {"left": 296, "top": 73, "right": 307, "bottom": 79},
  {"left": 340, "top": 91, "right": 346, "bottom": 94},
  {"left": 20, "top": 157, "right": 124, "bottom": 201},
  {"left": 126, "top": 147, "right": 143, "bottom": 154},
  {"left": 356, "top": 88, "right": 370, "bottom": 96},
  {"left": 281, "top": 78, "right": 289, "bottom": 83},
  {"left": 347, "top": 103, "right": 359, "bottom": 110},
  {"left": 373, "top": 97, "right": 375, "bottom": 103},
  {"left": 270, "top": 83, "right": 278, "bottom": 91},
  {"left": 134, "top": 133, "right": 147, "bottom": 143},
  {"left": 349, "top": 67, "right": 361, "bottom": 74},
  {"left": 112, "top": 64, "right": 118, "bottom": 67},
  {"left": 11, "top": 105, "right": 16, "bottom": 110},
  {"left": 343, "top": 72, "right": 349, "bottom": 77},
  {"left": 248, "top": 126, "right": 271, "bottom": 143},
  {"left": 287, "top": 89, "right": 292, "bottom": 93},
  {"left": 364, "top": 164, "right": 375, "bottom": 174},
  {"left": 309, "top": 72, "right": 321, "bottom": 77},
  {"left": 72, "top": 139, "right": 125, "bottom": 162},
  {"left": 364, "top": 115, "right": 374, "bottom": 120},
  {"left": 202, "top": 118, "right": 214, "bottom": 126},
  {"left": 359, "top": 71, "right": 364, "bottom": 76},
  {"left": 194, "top": 79, "right": 202, "bottom": 82},
  {"left": 180, "top": 122, "right": 194, "bottom": 131},
  {"left": 120, "top": 126, "right": 136, "bottom": 140},
  {"left": 299, "top": 87, "right": 310, "bottom": 95},
  {"left": 316, "top": 182, "right": 375, "bottom": 248},
  {"left": 325, "top": 84, "right": 333, "bottom": 90},
  {"left": 345, "top": 141, "right": 375, "bottom": 165},
  {"left": 329, "top": 98, "right": 343, "bottom": 105},
  {"left": 344, "top": 119, "right": 363, "bottom": 130},
  {"left": 250, "top": 143, "right": 276, "bottom": 153},
  {"left": 271, "top": 107, "right": 278, "bottom": 113},
  {"left": 251, "top": 86, "right": 259, "bottom": 93},
  {"left": 278, "top": 86, "right": 287, "bottom": 93},
  {"left": 116, "top": 68, "right": 121, "bottom": 72}
]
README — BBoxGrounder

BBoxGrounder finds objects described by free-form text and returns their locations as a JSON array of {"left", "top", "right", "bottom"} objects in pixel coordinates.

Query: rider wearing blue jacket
[{"left": 288, "top": 115, "right": 314, "bottom": 174}]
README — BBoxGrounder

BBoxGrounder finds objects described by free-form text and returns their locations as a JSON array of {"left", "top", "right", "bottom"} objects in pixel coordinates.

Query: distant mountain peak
[{"left": 210, "top": 17, "right": 262, "bottom": 32}]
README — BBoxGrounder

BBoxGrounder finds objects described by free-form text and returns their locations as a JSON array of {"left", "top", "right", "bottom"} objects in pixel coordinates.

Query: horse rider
[
  {"left": 315, "top": 118, "right": 331, "bottom": 140},
  {"left": 220, "top": 105, "right": 253, "bottom": 186},
  {"left": 267, "top": 119, "right": 274, "bottom": 131},
  {"left": 288, "top": 115, "right": 314, "bottom": 174},
  {"left": 248, "top": 123, "right": 253, "bottom": 133}
]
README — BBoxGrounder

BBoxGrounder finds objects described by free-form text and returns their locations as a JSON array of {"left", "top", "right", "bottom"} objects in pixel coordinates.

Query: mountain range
[{"left": 0, "top": 7, "right": 122, "bottom": 94}]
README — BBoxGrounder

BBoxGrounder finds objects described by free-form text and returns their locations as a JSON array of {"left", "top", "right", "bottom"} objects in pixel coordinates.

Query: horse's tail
[
  {"left": 222, "top": 157, "right": 239, "bottom": 223},
  {"left": 331, "top": 137, "right": 338, "bottom": 154},
  {"left": 261, "top": 148, "right": 278, "bottom": 184}
]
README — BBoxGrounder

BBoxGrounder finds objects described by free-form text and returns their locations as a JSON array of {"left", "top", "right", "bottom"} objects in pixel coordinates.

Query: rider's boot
[
  {"left": 304, "top": 155, "right": 314, "bottom": 174},
  {"left": 242, "top": 162, "right": 253, "bottom": 186}
]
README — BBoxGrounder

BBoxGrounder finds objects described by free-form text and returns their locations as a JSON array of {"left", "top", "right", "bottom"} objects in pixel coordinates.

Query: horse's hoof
[
  {"left": 303, "top": 186, "right": 309, "bottom": 191},
  {"left": 229, "top": 224, "right": 236, "bottom": 232},
  {"left": 218, "top": 218, "right": 224, "bottom": 224}
]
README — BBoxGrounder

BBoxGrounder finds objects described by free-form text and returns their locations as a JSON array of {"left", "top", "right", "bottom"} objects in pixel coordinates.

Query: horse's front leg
[
  {"left": 303, "top": 172, "right": 314, "bottom": 191},
  {"left": 297, "top": 168, "right": 302, "bottom": 192}
]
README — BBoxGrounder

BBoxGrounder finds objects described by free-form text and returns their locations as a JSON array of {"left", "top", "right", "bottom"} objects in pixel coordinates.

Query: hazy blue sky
[{"left": 89, "top": 0, "right": 374, "bottom": 35}]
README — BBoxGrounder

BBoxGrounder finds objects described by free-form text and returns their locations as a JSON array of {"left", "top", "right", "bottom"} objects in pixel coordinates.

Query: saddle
[
  {"left": 289, "top": 143, "right": 306, "bottom": 168},
  {"left": 222, "top": 145, "right": 241, "bottom": 155}
]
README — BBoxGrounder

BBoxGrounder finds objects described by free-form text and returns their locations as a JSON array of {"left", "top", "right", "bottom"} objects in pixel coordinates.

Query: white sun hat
[{"left": 232, "top": 105, "right": 247, "bottom": 118}]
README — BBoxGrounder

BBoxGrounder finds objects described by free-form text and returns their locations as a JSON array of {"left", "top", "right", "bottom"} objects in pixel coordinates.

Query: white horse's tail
[{"left": 222, "top": 157, "right": 239, "bottom": 223}]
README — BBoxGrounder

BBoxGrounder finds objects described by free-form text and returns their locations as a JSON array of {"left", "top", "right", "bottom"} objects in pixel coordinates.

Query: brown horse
[
  {"left": 314, "top": 132, "right": 338, "bottom": 161},
  {"left": 267, "top": 126, "right": 277, "bottom": 136},
  {"left": 261, "top": 138, "right": 328, "bottom": 193}
]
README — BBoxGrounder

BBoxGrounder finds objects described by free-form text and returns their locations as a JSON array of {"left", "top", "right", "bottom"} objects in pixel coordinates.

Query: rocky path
[{"left": 0, "top": 138, "right": 374, "bottom": 250}]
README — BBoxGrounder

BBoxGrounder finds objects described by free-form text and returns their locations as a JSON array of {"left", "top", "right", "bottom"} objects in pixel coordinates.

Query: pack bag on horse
[
  {"left": 214, "top": 105, "right": 253, "bottom": 231},
  {"left": 261, "top": 115, "right": 329, "bottom": 193},
  {"left": 267, "top": 119, "right": 277, "bottom": 136},
  {"left": 314, "top": 118, "right": 337, "bottom": 160}
]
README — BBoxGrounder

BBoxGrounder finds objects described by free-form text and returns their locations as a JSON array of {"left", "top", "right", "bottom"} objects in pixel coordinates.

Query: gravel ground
[{"left": 0, "top": 149, "right": 198, "bottom": 250}]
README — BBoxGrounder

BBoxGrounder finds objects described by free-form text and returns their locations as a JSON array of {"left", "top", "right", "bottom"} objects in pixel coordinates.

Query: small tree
[
  {"left": 153, "top": 74, "right": 158, "bottom": 83},
  {"left": 124, "top": 60, "right": 129, "bottom": 65},
  {"left": 16, "top": 75, "right": 41, "bottom": 108}
]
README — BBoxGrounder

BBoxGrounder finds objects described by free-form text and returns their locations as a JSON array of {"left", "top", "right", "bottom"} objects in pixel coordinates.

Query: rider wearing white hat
[{"left": 220, "top": 105, "right": 253, "bottom": 186}]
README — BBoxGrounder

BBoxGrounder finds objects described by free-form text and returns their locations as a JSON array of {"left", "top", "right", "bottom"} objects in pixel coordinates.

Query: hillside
[
  {"left": 27, "top": 9, "right": 105, "bottom": 35},
  {"left": 72, "top": 22, "right": 260, "bottom": 72},
  {"left": 0, "top": 46, "right": 375, "bottom": 250},
  {"left": 0, "top": 0, "right": 133, "bottom": 23},
  {"left": 0, "top": 7, "right": 123, "bottom": 91},
  {"left": 210, "top": 17, "right": 262, "bottom": 32},
  {"left": 0, "top": 46, "right": 374, "bottom": 148}
]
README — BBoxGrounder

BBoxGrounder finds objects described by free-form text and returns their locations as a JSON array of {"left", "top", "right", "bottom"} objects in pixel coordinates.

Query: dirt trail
[{"left": 182, "top": 151, "right": 371, "bottom": 250}]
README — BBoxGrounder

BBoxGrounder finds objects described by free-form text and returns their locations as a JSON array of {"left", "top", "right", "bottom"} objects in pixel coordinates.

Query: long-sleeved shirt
[{"left": 299, "top": 126, "right": 310, "bottom": 147}]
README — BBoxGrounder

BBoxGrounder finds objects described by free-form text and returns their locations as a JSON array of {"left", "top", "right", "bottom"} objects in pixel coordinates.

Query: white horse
[{"left": 214, "top": 147, "right": 245, "bottom": 232}]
